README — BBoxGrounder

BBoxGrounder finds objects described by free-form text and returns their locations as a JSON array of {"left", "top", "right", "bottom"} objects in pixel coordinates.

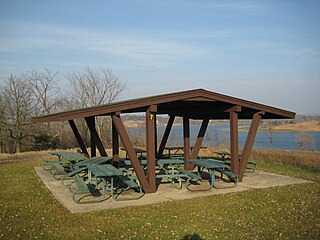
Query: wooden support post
[
  {"left": 183, "top": 117, "right": 192, "bottom": 170},
  {"left": 85, "top": 117, "right": 96, "bottom": 157},
  {"left": 238, "top": 111, "right": 264, "bottom": 181},
  {"left": 68, "top": 120, "right": 89, "bottom": 156},
  {"left": 191, "top": 118, "right": 209, "bottom": 160},
  {"left": 154, "top": 114, "right": 158, "bottom": 159},
  {"left": 158, "top": 115, "right": 175, "bottom": 156},
  {"left": 230, "top": 111, "right": 239, "bottom": 175},
  {"left": 85, "top": 117, "right": 108, "bottom": 157},
  {"left": 111, "top": 114, "right": 150, "bottom": 193},
  {"left": 112, "top": 119, "right": 119, "bottom": 166},
  {"left": 146, "top": 106, "right": 156, "bottom": 192}
]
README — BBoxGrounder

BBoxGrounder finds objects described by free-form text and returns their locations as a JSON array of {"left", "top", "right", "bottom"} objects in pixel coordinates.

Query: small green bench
[
  {"left": 72, "top": 176, "right": 106, "bottom": 204},
  {"left": 113, "top": 176, "right": 143, "bottom": 201},
  {"left": 61, "top": 167, "right": 88, "bottom": 189},
  {"left": 177, "top": 168, "right": 212, "bottom": 191},
  {"left": 247, "top": 161, "right": 257, "bottom": 172},
  {"left": 214, "top": 168, "right": 238, "bottom": 188},
  {"left": 50, "top": 163, "right": 69, "bottom": 180},
  {"left": 42, "top": 159, "right": 64, "bottom": 171}
]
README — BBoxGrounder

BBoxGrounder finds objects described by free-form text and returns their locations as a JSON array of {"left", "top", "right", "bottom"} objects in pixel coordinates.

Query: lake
[{"left": 128, "top": 125, "right": 320, "bottom": 151}]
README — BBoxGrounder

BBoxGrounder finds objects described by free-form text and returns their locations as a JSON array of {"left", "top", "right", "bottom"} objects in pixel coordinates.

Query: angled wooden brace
[
  {"left": 111, "top": 114, "right": 151, "bottom": 193},
  {"left": 68, "top": 120, "right": 89, "bottom": 156},
  {"left": 238, "top": 111, "right": 265, "bottom": 181},
  {"left": 85, "top": 117, "right": 108, "bottom": 157}
]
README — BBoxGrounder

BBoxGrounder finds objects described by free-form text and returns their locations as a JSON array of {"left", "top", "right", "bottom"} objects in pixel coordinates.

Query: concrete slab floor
[{"left": 34, "top": 167, "right": 312, "bottom": 214}]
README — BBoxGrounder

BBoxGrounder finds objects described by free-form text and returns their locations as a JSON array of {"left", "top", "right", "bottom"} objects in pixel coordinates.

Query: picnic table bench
[
  {"left": 50, "top": 162, "right": 68, "bottom": 179},
  {"left": 177, "top": 168, "right": 202, "bottom": 190},
  {"left": 42, "top": 158, "right": 65, "bottom": 171},
  {"left": 72, "top": 175, "right": 104, "bottom": 204},
  {"left": 61, "top": 167, "right": 88, "bottom": 189}
]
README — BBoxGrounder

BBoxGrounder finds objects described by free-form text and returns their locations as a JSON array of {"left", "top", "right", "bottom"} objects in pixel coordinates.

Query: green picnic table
[
  {"left": 86, "top": 164, "right": 143, "bottom": 202},
  {"left": 123, "top": 158, "right": 186, "bottom": 189},
  {"left": 214, "top": 151, "right": 232, "bottom": 161},
  {"left": 188, "top": 158, "right": 238, "bottom": 190},
  {"left": 121, "top": 147, "right": 146, "bottom": 159},
  {"left": 163, "top": 146, "right": 207, "bottom": 156},
  {"left": 214, "top": 151, "right": 257, "bottom": 172}
]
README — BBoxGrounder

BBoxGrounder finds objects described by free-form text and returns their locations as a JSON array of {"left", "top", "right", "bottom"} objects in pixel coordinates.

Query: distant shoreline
[
  {"left": 239, "top": 121, "right": 320, "bottom": 132},
  {"left": 124, "top": 120, "right": 320, "bottom": 132}
]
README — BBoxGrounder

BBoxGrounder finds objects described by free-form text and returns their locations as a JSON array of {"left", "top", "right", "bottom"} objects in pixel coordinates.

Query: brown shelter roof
[{"left": 32, "top": 88, "right": 295, "bottom": 122}]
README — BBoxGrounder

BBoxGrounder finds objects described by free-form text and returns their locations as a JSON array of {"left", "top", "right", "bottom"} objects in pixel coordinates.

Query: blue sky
[{"left": 0, "top": 0, "right": 319, "bottom": 114}]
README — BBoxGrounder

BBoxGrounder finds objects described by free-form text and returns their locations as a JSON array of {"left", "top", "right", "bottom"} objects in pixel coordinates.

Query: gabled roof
[{"left": 32, "top": 88, "right": 295, "bottom": 122}]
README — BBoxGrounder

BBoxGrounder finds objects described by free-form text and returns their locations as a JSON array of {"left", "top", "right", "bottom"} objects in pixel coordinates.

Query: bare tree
[
  {"left": 266, "top": 127, "right": 273, "bottom": 147},
  {"left": 296, "top": 132, "right": 315, "bottom": 151},
  {"left": 28, "top": 69, "right": 65, "bottom": 149},
  {"left": 29, "top": 68, "right": 60, "bottom": 117},
  {"left": 0, "top": 92, "right": 8, "bottom": 153},
  {"left": 1, "top": 74, "right": 35, "bottom": 153},
  {"left": 66, "top": 65, "right": 126, "bottom": 108},
  {"left": 65, "top": 66, "right": 127, "bottom": 145}
]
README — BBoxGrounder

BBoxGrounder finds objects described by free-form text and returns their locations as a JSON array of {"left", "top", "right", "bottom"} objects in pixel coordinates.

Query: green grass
[{"left": 0, "top": 152, "right": 319, "bottom": 239}]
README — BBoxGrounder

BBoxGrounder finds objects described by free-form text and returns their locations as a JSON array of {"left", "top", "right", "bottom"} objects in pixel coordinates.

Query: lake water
[{"left": 128, "top": 125, "right": 320, "bottom": 151}]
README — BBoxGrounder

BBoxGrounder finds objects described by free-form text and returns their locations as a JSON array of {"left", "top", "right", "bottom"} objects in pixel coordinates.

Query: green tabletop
[
  {"left": 189, "top": 159, "right": 228, "bottom": 169},
  {"left": 49, "top": 151, "right": 88, "bottom": 161},
  {"left": 89, "top": 164, "right": 123, "bottom": 177},
  {"left": 124, "top": 158, "right": 184, "bottom": 167}
]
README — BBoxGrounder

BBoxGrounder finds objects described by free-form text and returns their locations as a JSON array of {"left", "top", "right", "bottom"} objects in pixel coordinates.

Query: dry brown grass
[
  {"left": 203, "top": 146, "right": 320, "bottom": 171},
  {"left": 0, "top": 150, "right": 49, "bottom": 164},
  {"left": 249, "top": 148, "right": 320, "bottom": 170}
]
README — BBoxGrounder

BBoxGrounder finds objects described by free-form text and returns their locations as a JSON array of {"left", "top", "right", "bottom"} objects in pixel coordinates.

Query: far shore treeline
[{"left": 1, "top": 67, "right": 319, "bottom": 154}]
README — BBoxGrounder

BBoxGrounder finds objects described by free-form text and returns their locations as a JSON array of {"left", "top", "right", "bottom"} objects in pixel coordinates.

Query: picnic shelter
[{"left": 32, "top": 89, "right": 295, "bottom": 193}]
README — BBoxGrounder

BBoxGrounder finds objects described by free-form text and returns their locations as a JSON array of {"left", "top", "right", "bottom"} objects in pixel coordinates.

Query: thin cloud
[{"left": 0, "top": 20, "right": 203, "bottom": 69}]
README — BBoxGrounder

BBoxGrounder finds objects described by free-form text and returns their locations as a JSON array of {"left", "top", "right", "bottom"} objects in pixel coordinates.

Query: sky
[{"left": 0, "top": 0, "right": 319, "bottom": 114}]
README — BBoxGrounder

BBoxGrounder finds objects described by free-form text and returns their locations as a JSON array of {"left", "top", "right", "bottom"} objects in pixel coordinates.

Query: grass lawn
[{"left": 0, "top": 151, "right": 319, "bottom": 239}]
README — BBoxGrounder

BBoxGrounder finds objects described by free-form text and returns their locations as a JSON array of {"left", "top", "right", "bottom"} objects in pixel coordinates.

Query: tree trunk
[
  {"left": 16, "top": 141, "right": 21, "bottom": 153},
  {"left": 0, "top": 142, "right": 3, "bottom": 153}
]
